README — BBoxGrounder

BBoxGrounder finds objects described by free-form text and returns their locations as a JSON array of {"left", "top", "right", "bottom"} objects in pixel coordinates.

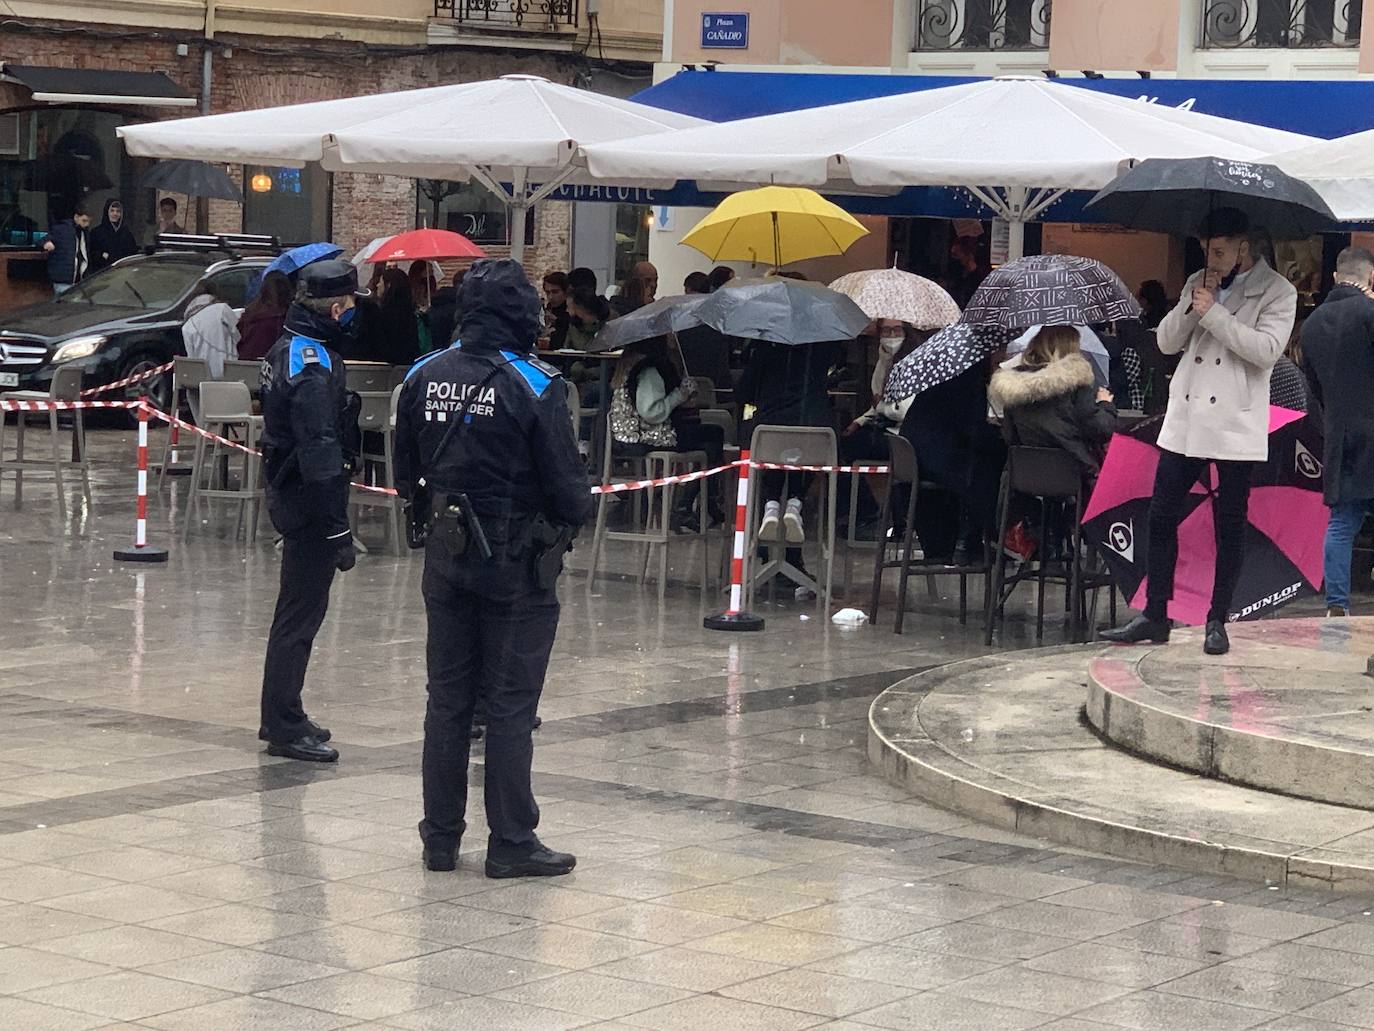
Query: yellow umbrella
[{"left": 681, "top": 186, "right": 868, "bottom": 268}]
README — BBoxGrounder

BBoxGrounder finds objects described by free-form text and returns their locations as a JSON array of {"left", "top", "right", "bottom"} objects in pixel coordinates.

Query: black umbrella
[
  {"left": 961, "top": 255, "right": 1140, "bottom": 333},
  {"left": 1084, "top": 157, "right": 1336, "bottom": 240},
  {"left": 591, "top": 293, "right": 712, "bottom": 350},
  {"left": 693, "top": 277, "right": 870, "bottom": 346},
  {"left": 139, "top": 159, "right": 244, "bottom": 203},
  {"left": 882, "top": 323, "right": 1008, "bottom": 408}
]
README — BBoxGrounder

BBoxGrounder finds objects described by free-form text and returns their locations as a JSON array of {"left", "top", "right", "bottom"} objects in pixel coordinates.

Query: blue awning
[
  {"left": 622, "top": 71, "right": 1374, "bottom": 226},
  {"left": 632, "top": 70, "right": 1374, "bottom": 140}
]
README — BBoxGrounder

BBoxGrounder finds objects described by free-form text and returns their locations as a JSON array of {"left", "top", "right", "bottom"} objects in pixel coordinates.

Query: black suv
[{"left": 0, "top": 239, "right": 276, "bottom": 412}]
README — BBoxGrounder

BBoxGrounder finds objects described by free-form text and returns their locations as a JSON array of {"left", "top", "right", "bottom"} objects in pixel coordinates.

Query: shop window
[
  {"left": 416, "top": 179, "right": 534, "bottom": 247},
  {"left": 0, "top": 106, "right": 151, "bottom": 249},
  {"left": 243, "top": 164, "right": 331, "bottom": 245}
]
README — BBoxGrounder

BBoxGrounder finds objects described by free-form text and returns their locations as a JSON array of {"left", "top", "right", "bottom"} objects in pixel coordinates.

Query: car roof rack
[{"left": 154, "top": 233, "right": 281, "bottom": 259}]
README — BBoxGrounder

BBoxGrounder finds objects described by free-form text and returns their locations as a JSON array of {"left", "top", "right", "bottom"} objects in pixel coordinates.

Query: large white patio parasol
[
  {"left": 581, "top": 77, "right": 1316, "bottom": 258},
  {"left": 118, "top": 75, "right": 705, "bottom": 261},
  {"left": 1268, "top": 129, "right": 1374, "bottom": 221}
]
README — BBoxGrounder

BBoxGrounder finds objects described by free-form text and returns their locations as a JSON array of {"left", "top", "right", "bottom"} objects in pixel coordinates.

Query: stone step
[
  {"left": 1087, "top": 620, "right": 1374, "bottom": 809},
  {"left": 868, "top": 643, "right": 1374, "bottom": 893}
]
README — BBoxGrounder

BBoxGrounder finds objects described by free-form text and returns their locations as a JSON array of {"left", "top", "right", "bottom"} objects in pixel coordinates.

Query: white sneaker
[
  {"left": 758, "top": 501, "right": 781, "bottom": 541},
  {"left": 783, "top": 498, "right": 805, "bottom": 544}
]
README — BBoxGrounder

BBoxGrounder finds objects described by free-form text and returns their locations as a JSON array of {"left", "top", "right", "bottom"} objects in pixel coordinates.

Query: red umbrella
[
  {"left": 1083, "top": 407, "right": 1328, "bottom": 626},
  {"left": 364, "top": 228, "right": 485, "bottom": 263}
]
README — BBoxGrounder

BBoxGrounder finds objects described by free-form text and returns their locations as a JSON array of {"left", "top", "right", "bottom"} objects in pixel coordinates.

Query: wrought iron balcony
[
  {"left": 1202, "top": 0, "right": 1361, "bottom": 48},
  {"left": 914, "top": 0, "right": 1052, "bottom": 51},
  {"left": 434, "top": 0, "right": 578, "bottom": 30}
]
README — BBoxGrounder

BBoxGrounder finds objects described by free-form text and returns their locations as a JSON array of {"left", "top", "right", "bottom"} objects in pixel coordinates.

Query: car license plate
[{"left": 0, "top": 372, "right": 17, "bottom": 387}]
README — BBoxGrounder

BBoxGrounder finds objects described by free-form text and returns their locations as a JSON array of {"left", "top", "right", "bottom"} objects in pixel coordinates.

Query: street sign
[{"left": 701, "top": 12, "right": 749, "bottom": 50}]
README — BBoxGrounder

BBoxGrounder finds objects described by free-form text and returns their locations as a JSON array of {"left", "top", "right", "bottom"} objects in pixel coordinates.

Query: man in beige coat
[{"left": 1102, "top": 208, "right": 1296, "bottom": 655}]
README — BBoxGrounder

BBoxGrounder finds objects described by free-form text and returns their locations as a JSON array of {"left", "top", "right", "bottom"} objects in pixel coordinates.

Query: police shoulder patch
[
  {"left": 499, "top": 350, "right": 559, "bottom": 398},
  {"left": 288, "top": 335, "right": 332, "bottom": 378}
]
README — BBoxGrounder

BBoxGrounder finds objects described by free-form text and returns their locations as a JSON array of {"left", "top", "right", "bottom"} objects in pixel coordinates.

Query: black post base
[
  {"left": 704, "top": 611, "right": 765, "bottom": 632},
  {"left": 113, "top": 546, "right": 169, "bottom": 564}
]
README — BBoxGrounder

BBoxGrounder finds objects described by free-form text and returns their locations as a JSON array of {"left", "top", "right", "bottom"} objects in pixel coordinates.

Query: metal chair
[
  {"left": 0, "top": 365, "right": 92, "bottom": 520},
  {"left": 869, "top": 434, "right": 992, "bottom": 634},
  {"left": 984, "top": 445, "right": 1114, "bottom": 644},
  {"left": 183, "top": 381, "right": 265, "bottom": 542},
  {"left": 587, "top": 415, "right": 710, "bottom": 600},
  {"left": 744, "top": 424, "right": 837, "bottom": 612},
  {"left": 158, "top": 356, "right": 211, "bottom": 488},
  {"left": 349, "top": 386, "right": 404, "bottom": 555}
]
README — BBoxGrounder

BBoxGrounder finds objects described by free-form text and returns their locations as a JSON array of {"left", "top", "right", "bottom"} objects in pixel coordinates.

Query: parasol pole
[{"left": 772, "top": 210, "right": 781, "bottom": 272}]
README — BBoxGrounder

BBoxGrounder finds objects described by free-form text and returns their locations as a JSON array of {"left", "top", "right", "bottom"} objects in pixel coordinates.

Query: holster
[
  {"left": 405, "top": 483, "right": 431, "bottom": 550},
  {"left": 527, "top": 514, "right": 577, "bottom": 591}
]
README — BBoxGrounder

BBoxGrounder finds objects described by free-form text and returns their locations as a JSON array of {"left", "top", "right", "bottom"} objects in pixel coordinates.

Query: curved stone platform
[
  {"left": 868, "top": 642, "right": 1374, "bottom": 892},
  {"left": 1087, "top": 620, "right": 1374, "bottom": 809}
]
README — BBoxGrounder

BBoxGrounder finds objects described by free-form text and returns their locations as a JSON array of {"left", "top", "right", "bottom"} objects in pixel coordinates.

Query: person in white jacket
[
  {"left": 1102, "top": 208, "right": 1295, "bottom": 656},
  {"left": 182, "top": 288, "right": 241, "bottom": 380}
]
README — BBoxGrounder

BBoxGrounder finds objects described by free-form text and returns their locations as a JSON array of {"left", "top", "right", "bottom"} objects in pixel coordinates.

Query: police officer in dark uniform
[
  {"left": 395, "top": 258, "right": 591, "bottom": 877},
  {"left": 257, "top": 259, "right": 363, "bottom": 764}
]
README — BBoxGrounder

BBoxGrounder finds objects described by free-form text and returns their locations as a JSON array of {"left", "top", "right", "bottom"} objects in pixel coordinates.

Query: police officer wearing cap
[
  {"left": 395, "top": 258, "right": 591, "bottom": 877},
  {"left": 257, "top": 259, "right": 364, "bottom": 764}
]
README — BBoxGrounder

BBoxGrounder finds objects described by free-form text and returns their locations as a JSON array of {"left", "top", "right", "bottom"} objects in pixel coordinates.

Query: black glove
[{"left": 331, "top": 532, "right": 356, "bottom": 572}]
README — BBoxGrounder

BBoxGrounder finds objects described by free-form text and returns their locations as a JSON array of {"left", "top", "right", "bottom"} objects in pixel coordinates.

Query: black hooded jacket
[
  {"left": 89, "top": 199, "right": 139, "bottom": 273},
  {"left": 394, "top": 259, "right": 591, "bottom": 547},
  {"left": 259, "top": 304, "right": 351, "bottom": 540}
]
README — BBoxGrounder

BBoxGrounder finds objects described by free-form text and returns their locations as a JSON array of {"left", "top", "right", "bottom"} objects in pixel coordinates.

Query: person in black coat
[
  {"left": 89, "top": 198, "right": 139, "bottom": 273},
  {"left": 899, "top": 360, "right": 1005, "bottom": 563},
  {"left": 42, "top": 205, "right": 91, "bottom": 293},
  {"left": 427, "top": 271, "right": 464, "bottom": 351},
  {"left": 1299, "top": 246, "right": 1374, "bottom": 616},
  {"left": 990, "top": 325, "right": 1117, "bottom": 477}
]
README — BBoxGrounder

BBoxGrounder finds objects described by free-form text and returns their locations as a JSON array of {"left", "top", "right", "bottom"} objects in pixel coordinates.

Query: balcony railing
[
  {"left": 434, "top": 0, "right": 578, "bottom": 29},
  {"left": 915, "top": 0, "right": 1052, "bottom": 51},
  {"left": 1201, "top": 0, "right": 1361, "bottom": 48}
]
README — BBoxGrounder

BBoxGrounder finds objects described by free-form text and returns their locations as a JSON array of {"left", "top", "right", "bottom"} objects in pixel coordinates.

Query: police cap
[{"left": 298, "top": 259, "right": 368, "bottom": 299}]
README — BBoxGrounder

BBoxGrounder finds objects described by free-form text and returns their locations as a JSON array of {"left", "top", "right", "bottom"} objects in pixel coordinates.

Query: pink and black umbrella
[{"left": 1083, "top": 407, "right": 1327, "bottom": 626}]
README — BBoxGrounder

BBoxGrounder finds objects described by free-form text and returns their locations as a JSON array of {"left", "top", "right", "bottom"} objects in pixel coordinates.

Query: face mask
[{"left": 880, "top": 332, "right": 903, "bottom": 355}]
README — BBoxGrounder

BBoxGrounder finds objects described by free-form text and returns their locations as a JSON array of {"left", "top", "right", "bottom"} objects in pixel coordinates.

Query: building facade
[
  {"left": 0, "top": 0, "right": 663, "bottom": 308},
  {"left": 649, "top": 0, "right": 1374, "bottom": 296}
]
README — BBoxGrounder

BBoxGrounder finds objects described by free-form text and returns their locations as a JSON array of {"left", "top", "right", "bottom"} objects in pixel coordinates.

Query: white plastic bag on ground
[{"left": 831, "top": 608, "right": 868, "bottom": 627}]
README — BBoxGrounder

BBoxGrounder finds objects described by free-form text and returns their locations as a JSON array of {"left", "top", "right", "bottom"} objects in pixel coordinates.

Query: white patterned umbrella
[
  {"left": 961, "top": 254, "right": 1139, "bottom": 332},
  {"left": 883, "top": 323, "right": 1009, "bottom": 408},
  {"left": 828, "top": 268, "right": 960, "bottom": 330}
]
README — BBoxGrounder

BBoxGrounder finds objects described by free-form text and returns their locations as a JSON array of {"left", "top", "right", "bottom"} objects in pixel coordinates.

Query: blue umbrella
[{"left": 263, "top": 242, "right": 344, "bottom": 280}]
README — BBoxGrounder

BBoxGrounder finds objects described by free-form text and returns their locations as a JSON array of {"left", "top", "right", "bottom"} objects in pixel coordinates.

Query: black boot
[
  {"left": 1204, "top": 620, "right": 1230, "bottom": 656},
  {"left": 1099, "top": 614, "right": 1171, "bottom": 644}
]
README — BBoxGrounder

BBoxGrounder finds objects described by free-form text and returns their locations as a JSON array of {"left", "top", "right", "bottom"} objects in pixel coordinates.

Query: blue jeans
[
  {"left": 52, "top": 283, "right": 73, "bottom": 296},
  {"left": 1324, "top": 500, "right": 1374, "bottom": 609}
]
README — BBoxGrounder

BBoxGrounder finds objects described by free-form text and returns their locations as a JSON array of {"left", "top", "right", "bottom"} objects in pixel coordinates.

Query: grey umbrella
[
  {"left": 591, "top": 293, "right": 714, "bottom": 350},
  {"left": 139, "top": 159, "right": 244, "bottom": 202},
  {"left": 693, "top": 277, "right": 870, "bottom": 346}
]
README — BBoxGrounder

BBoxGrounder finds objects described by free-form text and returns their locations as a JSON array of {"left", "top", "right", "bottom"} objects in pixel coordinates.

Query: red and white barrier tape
[
  {"left": 748, "top": 461, "right": 890, "bottom": 475},
  {"left": 0, "top": 399, "right": 142, "bottom": 412},
  {"left": 79, "top": 362, "right": 174, "bottom": 398}
]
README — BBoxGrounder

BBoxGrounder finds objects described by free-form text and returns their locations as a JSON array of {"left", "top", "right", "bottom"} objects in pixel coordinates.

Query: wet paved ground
[{"left": 2, "top": 428, "right": 1374, "bottom": 1030}]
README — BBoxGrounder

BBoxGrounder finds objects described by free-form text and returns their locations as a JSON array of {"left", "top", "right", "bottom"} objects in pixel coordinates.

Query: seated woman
[
  {"left": 989, "top": 323, "right": 1117, "bottom": 477},
  {"left": 609, "top": 335, "right": 725, "bottom": 527}
]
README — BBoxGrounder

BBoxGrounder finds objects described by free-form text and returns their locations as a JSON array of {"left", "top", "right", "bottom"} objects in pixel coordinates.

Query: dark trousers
[
  {"left": 419, "top": 539, "right": 560, "bottom": 857},
  {"left": 1145, "top": 449, "right": 1253, "bottom": 625},
  {"left": 260, "top": 536, "right": 337, "bottom": 742}
]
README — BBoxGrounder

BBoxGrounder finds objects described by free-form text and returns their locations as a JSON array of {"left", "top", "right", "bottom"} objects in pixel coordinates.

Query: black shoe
[
  {"left": 1328, "top": 605, "right": 1349, "bottom": 618},
  {"left": 533, "top": 715, "right": 542, "bottom": 731},
  {"left": 258, "top": 721, "right": 331, "bottom": 743},
  {"left": 1099, "top": 614, "right": 1171, "bottom": 644},
  {"left": 1204, "top": 620, "right": 1230, "bottom": 656},
  {"left": 266, "top": 734, "right": 338, "bottom": 763},
  {"left": 485, "top": 843, "right": 577, "bottom": 879},
  {"left": 423, "top": 849, "right": 456, "bottom": 872}
]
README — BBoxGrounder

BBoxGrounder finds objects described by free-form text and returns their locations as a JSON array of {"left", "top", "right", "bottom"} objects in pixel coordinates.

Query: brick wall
[{"left": 3, "top": 20, "right": 614, "bottom": 275}]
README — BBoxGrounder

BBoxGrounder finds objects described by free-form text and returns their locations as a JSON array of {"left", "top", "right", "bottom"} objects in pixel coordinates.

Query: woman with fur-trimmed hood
[{"left": 989, "top": 324, "right": 1118, "bottom": 475}]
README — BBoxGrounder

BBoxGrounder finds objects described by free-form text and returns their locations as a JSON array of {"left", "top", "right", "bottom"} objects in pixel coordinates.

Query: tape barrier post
[
  {"left": 704, "top": 448, "right": 764, "bottom": 632},
  {"left": 113, "top": 403, "right": 168, "bottom": 564},
  {"left": 163, "top": 417, "right": 190, "bottom": 476}
]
